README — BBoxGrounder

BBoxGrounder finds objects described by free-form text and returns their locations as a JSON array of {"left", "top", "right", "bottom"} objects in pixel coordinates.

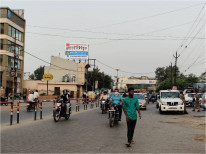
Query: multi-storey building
[{"left": 0, "top": 7, "right": 26, "bottom": 96}]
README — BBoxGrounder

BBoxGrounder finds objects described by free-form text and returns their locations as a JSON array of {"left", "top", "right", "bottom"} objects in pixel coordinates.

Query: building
[
  {"left": 0, "top": 7, "right": 26, "bottom": 97},
  {"left": 113, "top": 76, "right": 157, "bottom": 92},
  {"left": 23, "top": 56, "right": 87, "bottom": 98}
]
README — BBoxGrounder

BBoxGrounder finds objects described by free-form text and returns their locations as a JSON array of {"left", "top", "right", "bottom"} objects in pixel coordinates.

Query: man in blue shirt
[
  {"left": 110, "top": 89, "right": 123, "bottom": 121},
  {"left": 123, "top": 87, "right": 141, "bottom": 147}
]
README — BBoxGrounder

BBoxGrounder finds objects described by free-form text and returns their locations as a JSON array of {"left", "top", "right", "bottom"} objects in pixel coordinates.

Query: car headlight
[
  {"left": 162, "top": 102, "right": 167, "bottom": 105},
  {"left": 178, "top": 101, "right": 183, "bottom": 105}
]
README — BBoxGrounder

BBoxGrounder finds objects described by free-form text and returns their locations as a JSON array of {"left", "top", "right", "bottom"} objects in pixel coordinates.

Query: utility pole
[
  {"left": 170, "top": 62, "right": 173, "bottom": 88},
  {"left": 173, "top": 52, "right": 180, "bottom": 86},
  {"left": 116, "top": 69, "right": 119, "bottom": 89},
  {"left": 12, "top": 33, "right": 17, "bottom": 104}
]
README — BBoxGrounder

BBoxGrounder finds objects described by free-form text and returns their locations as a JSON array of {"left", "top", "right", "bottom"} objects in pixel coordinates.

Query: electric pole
[
  {"left": 116, "top": 69, "right": 119, "bottom": 89},
  {"left": 170, "top": 62, "right": 173, "bottom": 88},
  {"left": 173, "top": 52, "right": 180, "bottom": 86}
]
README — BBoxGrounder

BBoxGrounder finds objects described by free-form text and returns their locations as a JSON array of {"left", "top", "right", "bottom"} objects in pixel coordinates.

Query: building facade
[
  {"left": 23, "top": 56, "right": 87, "bottom": 98},
  {"left": 113, "top": 76, "right": 157, "bottom": 92},
  {"left": 0, "top": 7, "right": 26, "bottom": 96}
]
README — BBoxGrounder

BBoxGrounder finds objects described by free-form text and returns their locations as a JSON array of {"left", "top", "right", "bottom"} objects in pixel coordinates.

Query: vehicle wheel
[
  {"left": 54, "top": 110, "right": 60, "bottom": 122},
  {"left": 156, "top": 104, "right": 159, "bottom": 109},
  {"left": 109, "top": 117, "right": 114, "bottom": 127},
  {"left": 65, "top": 114, "right": 70, "bottom": 120},
  {"left": 159, "top": 106, "right": 162, "bottom": 114}
]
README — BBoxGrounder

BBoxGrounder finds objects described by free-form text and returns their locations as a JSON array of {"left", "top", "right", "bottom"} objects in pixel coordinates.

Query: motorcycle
[
  {"left": 101, "top": 99, "right": 107, "bottom": 114},
  {"left": 151, "top": 97, "right": 156, "bottom": 104},
  {"left": 53, "top": 100, "right": 71, "bottom": 122},
  {"left": 27, "top": 101, "right": 36, "bottom": 112},
  {"left": 108, "top": 104, "right": 120, "bottom": 127}
]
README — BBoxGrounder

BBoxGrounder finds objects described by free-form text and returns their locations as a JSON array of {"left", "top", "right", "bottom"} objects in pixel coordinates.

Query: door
[{"left": 54, "top": 87, "right": 60, "bottom": 95}]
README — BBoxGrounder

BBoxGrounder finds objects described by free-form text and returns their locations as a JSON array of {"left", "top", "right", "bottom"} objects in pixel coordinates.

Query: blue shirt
[
  {"left": 123, "top": 96, "right": 140, "bottom": 120},
  {"left": 110, "top": 94, "right": 123, "bottom": 104}
]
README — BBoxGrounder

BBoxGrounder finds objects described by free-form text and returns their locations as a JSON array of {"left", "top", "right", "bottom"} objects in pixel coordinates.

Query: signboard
[
  {"left": 172, "top": 86, "right": 178, "bottom": 90},
  {"left": 10, "top": 68, "right": 16, "bottom": 77},
  {"left": 43, "top": 73, "right": 53, "bottom": 81},
  {"left": 65, "top": 43, "right": 88, "bottom": 59}
]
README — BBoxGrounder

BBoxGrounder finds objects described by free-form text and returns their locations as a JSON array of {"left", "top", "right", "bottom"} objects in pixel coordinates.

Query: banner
[{"left": 65, "top": 43, "right": 88, "bottom": 59}]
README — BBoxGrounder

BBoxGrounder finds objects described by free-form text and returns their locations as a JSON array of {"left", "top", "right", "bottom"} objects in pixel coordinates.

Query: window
[
  {"left": 12, "top": 27, "right": 15, "bottom": 38},
  {"left": 8, "top": 25, "right": 23, "bottom": 42},
  {"left": 0, "top": 39, "right": 3, "bottom": 50},
  {"left": 7, "top": 40, "right": 22, "bottom": 55},
  {"left": 0, "top": 23, "right": 4, "bottom": 34},
  {"left": 7, "top": 56, "right": 21, "bottom": 69},
  {"left": 8, "top": 25, "right": 12, "bottom": 36}
]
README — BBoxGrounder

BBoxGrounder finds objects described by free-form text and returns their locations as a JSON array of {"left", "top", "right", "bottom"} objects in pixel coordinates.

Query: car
[
  {"left": 184, "top": 93, "right": 195, "bottom": 107},
  {"left": 134, "top": 93, "right": 147, "bottom": 110},
  {"left": 200, "top": 92, "right": 206, "bottom": 110},
  {"left": 157, "top": 90, "right": 184, "bottom": 114},
  {"left": 183, "top": 88, "right": 196, "bottom": 95}
]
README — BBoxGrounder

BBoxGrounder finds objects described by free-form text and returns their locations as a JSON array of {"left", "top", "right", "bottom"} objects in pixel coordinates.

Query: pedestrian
[
  {"left": 123, "top": 87, "right": 141, "bottom": 147},
  {"left": 34, "top": 90, "right": 39, "bottom": 102},
  {"left": 180, "top": 91, "right": 188, "bottom": 114},
  {"left": 192, "top": 92, "right": 200, "bottom": 112}
]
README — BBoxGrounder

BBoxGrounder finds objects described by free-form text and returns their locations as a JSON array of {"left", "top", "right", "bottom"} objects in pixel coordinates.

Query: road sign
[
  {"left": 172, "top": 86, "right": 178, "bottom": 90},
  {"left": 43, "top": 73, "right": 53, "bottom": 81}
]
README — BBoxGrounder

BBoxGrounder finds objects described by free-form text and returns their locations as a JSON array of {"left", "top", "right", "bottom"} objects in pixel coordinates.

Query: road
[
  {"left": 0, "top": 99, "right": 95, "bottom": 125},
  {"left": 1, "top": 102, "right": 205, "bottom": 153}
]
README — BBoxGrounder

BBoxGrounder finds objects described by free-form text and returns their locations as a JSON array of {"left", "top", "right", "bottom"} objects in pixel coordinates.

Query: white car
[
  {"left": 157, "top": 90, "right": 184, "bottom": 114},
  {"left": 200, "top": 92, "right": 206, "bottom": 110},
  {"left": 134, "top": 93, "right": 147, "bottom": 110},
  {"left": 184, "top": 93, "right": 195, "bottom": 107}
]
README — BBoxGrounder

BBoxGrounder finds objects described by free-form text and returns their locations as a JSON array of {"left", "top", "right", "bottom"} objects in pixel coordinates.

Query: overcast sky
[{"left": 1, "top": 0, "right": 205, "bottom": 78}]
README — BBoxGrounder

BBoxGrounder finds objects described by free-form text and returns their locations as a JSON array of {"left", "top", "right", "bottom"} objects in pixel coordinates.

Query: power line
[
  {"left": 84, "top": 3, "right": 205, "bottom": 30},
  {"left": 26, "top": 31, "right": 205, "bottom": 40},
  {"left": 24, "top": 51, "right": 86, "bottom": 73}
]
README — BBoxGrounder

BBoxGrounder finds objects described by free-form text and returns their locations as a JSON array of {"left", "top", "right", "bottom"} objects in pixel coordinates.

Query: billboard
[{"left": 65, "top": 43, "right": 88, "bottom": 59}]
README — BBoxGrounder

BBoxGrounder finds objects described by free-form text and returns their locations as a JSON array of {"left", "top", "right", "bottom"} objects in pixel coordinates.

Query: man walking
[
  {"left": 123, "top": 87, "right": 141, "bottom": 147},
  {"left": 192, "top": 92, "right": 200, "bottom": 112}
]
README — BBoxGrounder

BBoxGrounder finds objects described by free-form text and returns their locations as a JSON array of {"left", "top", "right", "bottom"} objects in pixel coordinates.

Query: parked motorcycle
[
  {"left": 53, "top": 100, "right": 71, "bottom": 122},
  {"left": 108, "top": 104, "right": 119, "bottom": 127}
]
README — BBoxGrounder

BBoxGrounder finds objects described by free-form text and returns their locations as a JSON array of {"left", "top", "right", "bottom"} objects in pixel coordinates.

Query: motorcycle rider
[
  {"left": 61, "top": 89, "right": 71, "bottom": 114},
  {"left": 100, "top": 90, "right": 110, "bottom": 109},
  {"left": 109, "top": 89, "right": 123, "bottom": 121}
]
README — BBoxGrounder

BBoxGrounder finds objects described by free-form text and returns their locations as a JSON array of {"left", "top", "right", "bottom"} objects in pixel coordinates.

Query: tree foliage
[
  {"left": 86, "top": 68, "right": 112, "bottom": 91},
  {"left": 29, "top": 66, "right": 44, "bottom": 80}
]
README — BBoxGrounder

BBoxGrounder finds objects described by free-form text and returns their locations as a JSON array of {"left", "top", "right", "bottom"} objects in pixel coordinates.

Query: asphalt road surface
[{"left": 1, "top": 102, "right": 205, "bottom": 153}]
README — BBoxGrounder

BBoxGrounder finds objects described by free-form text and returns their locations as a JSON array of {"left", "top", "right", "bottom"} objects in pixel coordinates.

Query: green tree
[
  {"left": 85, "top": 69, "right": 112, "bottom": 91},
  {"left": 29, "top": 66, "right": 44, "bottom": 80}
]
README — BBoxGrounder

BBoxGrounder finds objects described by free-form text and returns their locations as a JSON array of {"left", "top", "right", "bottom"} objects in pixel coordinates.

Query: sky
[{"left": 1, "top": 0, "right": 205, "bottom": 78}]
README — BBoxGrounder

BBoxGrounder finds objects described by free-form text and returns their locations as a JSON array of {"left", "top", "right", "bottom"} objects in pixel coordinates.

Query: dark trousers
[
  {"left": 114, "top": 105, "right": 122, "bottom": 119},
  {"left": 127, "top": 119, "right": 137, "bottom": 143}
]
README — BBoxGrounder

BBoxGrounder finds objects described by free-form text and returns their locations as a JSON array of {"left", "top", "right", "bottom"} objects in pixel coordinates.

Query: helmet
[
  {"left": 104, "top": 90, "right": 107, "bottom": 93},
  {"left": 63, "top": 89, "right": 68, "bottom": 94}
]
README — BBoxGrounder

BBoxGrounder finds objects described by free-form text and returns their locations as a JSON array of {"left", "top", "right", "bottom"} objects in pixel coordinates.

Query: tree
[
  {"left": 29, "top": 66, "right": 44, "bottom": 80},
  {"left": 85, "top": 69, "right": 113, "bottom": 91},
  {"left": 155, "top": 66, "right": 179, "bottom": 82}
]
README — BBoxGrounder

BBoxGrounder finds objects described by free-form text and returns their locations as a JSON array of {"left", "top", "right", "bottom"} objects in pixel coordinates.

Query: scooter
[
  {"left": 108, "top": 104, "right": 120, "bottom": 127},
  {"left": 53, "top": 100, "right": 71, "bottom": 122}
]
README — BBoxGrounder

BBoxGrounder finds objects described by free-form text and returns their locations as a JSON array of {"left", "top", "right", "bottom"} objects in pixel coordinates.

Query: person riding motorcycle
[
  {"left": 109, "top": 89, "right": 123, "bottom": 121},
  {"left": 100, "top": 90, "right": 110, "bottom": 109},
  {"left": 61, "top": 89, "right": 71, "bottom": 114}
]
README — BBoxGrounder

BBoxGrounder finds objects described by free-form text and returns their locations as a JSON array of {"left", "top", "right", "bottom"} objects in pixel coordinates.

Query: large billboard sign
[{"left": 65, "top": 43, "right": 88, "bottom": 59}]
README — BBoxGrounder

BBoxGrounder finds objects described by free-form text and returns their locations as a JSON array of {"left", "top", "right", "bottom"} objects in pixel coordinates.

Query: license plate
[{"left": 169, "top": 107, "right": 177, "bottom": 109}]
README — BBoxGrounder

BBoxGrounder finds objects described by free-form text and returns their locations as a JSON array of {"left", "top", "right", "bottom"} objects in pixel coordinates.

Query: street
[{"left": 1, "top": 102, "right": 205, "bottom": 153}]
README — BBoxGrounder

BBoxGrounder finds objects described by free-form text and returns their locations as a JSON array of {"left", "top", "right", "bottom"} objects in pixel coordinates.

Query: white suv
[{"left": 157, "top": 90, "right": 184, "bottom": 114}]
